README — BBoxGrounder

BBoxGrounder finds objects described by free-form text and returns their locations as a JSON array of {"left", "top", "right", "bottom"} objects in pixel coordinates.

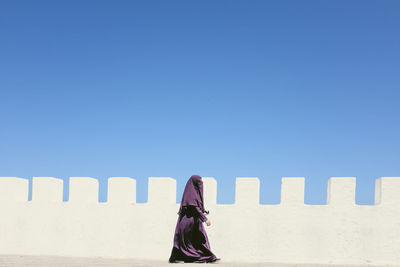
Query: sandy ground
[{"left": 0, "top": 255, "right": 393, "bottom": 267}]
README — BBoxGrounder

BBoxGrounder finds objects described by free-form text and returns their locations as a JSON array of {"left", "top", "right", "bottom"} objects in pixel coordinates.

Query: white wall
[{"left": 0, "top": 176, "right": 399, "bottom": 265}]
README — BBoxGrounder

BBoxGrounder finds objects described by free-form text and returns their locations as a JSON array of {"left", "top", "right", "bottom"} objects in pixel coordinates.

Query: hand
[{"left": 206, "top": 220, "right": 211, "bottom": 226}]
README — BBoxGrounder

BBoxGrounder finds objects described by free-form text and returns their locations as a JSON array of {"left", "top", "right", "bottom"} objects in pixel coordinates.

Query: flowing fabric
[{"left": 169, "top": 175, "right": 217, "bottom": 263}]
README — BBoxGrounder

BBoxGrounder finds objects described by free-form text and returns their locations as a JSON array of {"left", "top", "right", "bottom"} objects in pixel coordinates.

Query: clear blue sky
[{"left": 1, "top": 0, "right": 399, "bottom": 205}]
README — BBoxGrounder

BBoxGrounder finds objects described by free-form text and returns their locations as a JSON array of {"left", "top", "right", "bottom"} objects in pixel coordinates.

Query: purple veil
[{"left": 178, "top": 175, "right": 208, "bottom": 215}]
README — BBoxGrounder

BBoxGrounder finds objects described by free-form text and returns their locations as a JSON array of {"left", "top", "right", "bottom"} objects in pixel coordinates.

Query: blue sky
[{"left": 1, "top": 0, "right": 399, "bottom": 205}]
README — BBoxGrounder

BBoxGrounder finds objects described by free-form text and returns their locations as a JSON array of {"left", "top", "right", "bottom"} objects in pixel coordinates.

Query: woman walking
[{"left": 169, "top": 175, "right": 220, "bottom": 263}]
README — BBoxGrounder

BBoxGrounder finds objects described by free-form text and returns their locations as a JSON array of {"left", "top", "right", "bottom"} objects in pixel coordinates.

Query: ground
[{"left": 0, "top": 255, "right": 390, "bottom": 267}]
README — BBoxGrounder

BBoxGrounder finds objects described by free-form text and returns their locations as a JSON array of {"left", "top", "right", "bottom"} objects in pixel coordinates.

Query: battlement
[
  {"left": 0, "top": 176, "right": 399, "bottom": 266},
  {"left": 0, "top": 176, "right": 399, "bottom": 206}
]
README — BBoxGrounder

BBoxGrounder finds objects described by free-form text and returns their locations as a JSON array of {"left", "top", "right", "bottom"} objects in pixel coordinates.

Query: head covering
[{"left": 178, "top": 175, "right": 208, "bottom": 215}]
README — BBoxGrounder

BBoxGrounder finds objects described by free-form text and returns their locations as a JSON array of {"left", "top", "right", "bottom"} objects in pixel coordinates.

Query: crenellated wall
[{"left": 0, "top": 176, "right": 399, "bottom": 265}]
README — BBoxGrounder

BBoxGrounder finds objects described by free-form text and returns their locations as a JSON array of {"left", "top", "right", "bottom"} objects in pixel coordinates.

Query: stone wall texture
[{"left": 0, "top": 176, "right": 399, "bottom": 265}]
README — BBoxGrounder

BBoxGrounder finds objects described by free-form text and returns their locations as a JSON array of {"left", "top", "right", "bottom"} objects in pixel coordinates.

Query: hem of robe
[{"left": 169, "top": 246, "right": 217, "bottom": 263}]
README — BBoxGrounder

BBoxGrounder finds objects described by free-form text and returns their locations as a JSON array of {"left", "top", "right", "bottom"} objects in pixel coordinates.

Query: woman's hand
[{"left": 206, "top": 220, "right": 211, "bottom": 226}]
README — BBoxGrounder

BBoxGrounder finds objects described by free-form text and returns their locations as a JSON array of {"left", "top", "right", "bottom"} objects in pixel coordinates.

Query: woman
[{"left": 169, "top": 175, "right": 220, "bottom": 263}]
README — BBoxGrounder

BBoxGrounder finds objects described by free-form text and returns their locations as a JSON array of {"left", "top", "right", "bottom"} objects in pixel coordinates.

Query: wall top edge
[{"left": 1, "top": 176, "right": 398, "bottom": 180}]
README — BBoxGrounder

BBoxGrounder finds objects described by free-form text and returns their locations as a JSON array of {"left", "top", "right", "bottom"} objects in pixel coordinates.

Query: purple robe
[{"left": 168, "top": 175, "right": 218, "bottom": 263}]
